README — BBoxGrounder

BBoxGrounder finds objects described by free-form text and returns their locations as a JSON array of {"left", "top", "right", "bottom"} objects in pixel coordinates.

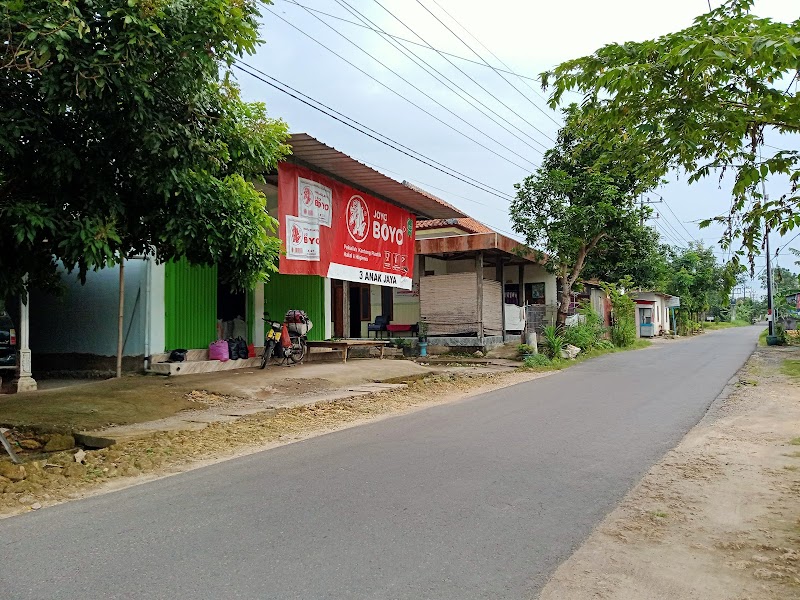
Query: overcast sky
[{"left": 238, "top": 0, "right": 799, "bottom": 295}]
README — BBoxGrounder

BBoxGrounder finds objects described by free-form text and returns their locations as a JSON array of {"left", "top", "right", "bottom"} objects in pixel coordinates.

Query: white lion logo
[{"left": 346, "top": 195, "right": 369, "bottom": 243}]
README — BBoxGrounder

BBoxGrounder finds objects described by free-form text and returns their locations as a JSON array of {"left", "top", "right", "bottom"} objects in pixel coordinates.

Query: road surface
[{"left": 0, "top": 327, "right": 760, "bottom": 599}]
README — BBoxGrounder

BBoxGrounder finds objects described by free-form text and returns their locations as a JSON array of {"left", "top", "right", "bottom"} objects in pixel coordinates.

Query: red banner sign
[{"left": 278, "top": 163, "right": 416, "bottom": 289}]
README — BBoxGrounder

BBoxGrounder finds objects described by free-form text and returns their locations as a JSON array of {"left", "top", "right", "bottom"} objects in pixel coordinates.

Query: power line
[
  {"left": 234, "top": 63, "right": 515, "bottom": 201},
  {"left": 369, "top": 0, "right": 557, "bottom": 145},
  {"left": 423, "top": 0, "right": 562, "bottom": 128},
  {"left": 359, "top": 159, "right": 511, "bottom": 211},
  {"left": 658, "top": 196, "right": 698, "bottom": 243},
  {"left": 655, "top": 210, "right": 691, "bottom": 246},
  {"left": 652, "top": 219, "right": 683, "bottom": 247},
  {"left": 332, "top": 0, "right": 548, "bottom": 155},
  {"left": 276, "top": 0, "right": 540, "bottom": 83},
  {"left": 267, "top": 9, "right": 538, "bottom": 172},
  {"left": 775, "top": 230, "right": 800, "bottom": 256}
]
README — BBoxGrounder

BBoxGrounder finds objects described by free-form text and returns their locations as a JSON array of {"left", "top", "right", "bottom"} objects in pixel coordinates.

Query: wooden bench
[{"left": 306, "top": 340, "right": 391, "bottom": 363}]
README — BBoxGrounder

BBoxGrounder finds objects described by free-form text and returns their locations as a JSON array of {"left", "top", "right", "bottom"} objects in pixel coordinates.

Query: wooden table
[{"left": 306, "top": 340, "right": 391, "bottom": 363}]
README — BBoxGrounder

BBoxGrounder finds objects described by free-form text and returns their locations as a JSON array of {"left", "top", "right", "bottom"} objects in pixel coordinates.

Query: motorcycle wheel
[
  {"left": 289, "top": 337, "right": 306, "bottom": 363},
  {"left": 261, "top": 340, "right": 275, "bottom": 369}
]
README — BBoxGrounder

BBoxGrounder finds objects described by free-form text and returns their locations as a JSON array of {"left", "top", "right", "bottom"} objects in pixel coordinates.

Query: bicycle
[{"left": 260, "top": 310, "right": 312, "bottom": 368}]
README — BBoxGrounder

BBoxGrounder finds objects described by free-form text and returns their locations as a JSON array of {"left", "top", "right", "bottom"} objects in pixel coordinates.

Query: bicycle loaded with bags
[{"left": 261, "top": 310, "right": 313, "bottom": 368}]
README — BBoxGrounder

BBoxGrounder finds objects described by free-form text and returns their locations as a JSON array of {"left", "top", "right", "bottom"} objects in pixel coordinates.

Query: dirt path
[{"left": 538, "top": 345, "right": 800, "bottom": 599}]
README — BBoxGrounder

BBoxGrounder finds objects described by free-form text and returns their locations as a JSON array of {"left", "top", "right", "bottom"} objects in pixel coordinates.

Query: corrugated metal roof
[
  {"left": 416, "top": 232, "right": 546, "bottom": 265},
  {"left": 285, "top": 133, "right": 467, "bottom": 220},
  {"left": 417, "top": 218, "right": 495, "bottom": 234}
]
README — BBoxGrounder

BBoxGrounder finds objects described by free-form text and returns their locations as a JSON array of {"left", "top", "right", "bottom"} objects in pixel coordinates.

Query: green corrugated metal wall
[
  {"left": 164, "top": 258, "right": 218, "bottom": 350},
  {"left": 264, "top": 273, "right": 325, "bottom": 341}
]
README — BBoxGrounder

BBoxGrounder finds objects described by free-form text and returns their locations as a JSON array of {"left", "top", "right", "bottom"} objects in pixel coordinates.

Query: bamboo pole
[{"left": 116, "top": 260, "right": 125, "bottom": 378}]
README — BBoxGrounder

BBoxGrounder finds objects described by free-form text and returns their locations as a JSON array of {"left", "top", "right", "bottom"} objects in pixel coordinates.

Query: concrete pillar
[
  {"left": 342, "top": 280, "right": 350, "bottom": 339},
  {"left": 254, "top": 281, "right": 265, "bottom": 345},
  {"left": 476, "top": 252, "right": 484, "bottom": 340},
  {"left": 14, "top": 289, "right": 37, "bottom": 392},
  {"left": 518, "top": 264, "right": 525, "bottom": 306},
  {"left": 499, "top": 259, "right": 506, "bottom": 342},
  {"left": 323, "top": 277, "right": 332, "bottom": 341}
]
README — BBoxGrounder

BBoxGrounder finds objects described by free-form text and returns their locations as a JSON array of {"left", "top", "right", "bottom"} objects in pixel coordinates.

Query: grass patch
[
  {"left": 650, "top": 510, "right": 668, "bottom": 519},
  {"left": 781, "top": 360, "right": 800, "bottom": 377},
  {"left": 0, "top": 376, "right": 201, "bottom": 430},
  {"left": 520, "top": 339, "right": 651, "bottom": 373},
  {"left": 783, "top": 465, "right": 799, "bottom": 472},
  {"left": 704, "top": 320, "right": 751, "bottom": 330},
  {"left": 759, "top": 328, "right": 768, "bottom": 346},
  {"left": 789, "top": 437, "right": 800, "bottom": 446}
]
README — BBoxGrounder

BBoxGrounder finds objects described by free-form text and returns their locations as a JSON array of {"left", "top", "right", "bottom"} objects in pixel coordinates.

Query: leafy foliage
[
  {"left": 601, "top": 278, "right": 637, "bottom": 347},
  {"left": 563, "top": 301, "right": 606, "bottom": 351},
  {"left": 0, "top": 0, "right": 290, "bottom": 297},
  {"left": 661, "top": 244, "right": 738, "bottom": 327},
  {"left": 541, "top": 324, "right": 566, "bottom": 359},
  {"left": 511, "top": 105, "right": 658, "bottom": 326},
  {"left": 541, "top": 0, "right": 800, "bottom": 269},
  {"left": 523, "top": 354, "right": 551, "bottom": 368}
]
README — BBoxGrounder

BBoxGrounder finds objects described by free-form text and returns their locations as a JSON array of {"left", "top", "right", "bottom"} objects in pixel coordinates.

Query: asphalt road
[{"left": 0, "top": 327, "right": 760, "bottom": 600}]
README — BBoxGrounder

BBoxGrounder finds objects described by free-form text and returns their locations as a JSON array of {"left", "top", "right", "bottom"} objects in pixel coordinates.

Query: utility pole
[
  {"left": 640, "top": 196, "right": 663, "bottom": 226},
  {"left": 766, "top": 224, "right": 775, "bottom": 336}
]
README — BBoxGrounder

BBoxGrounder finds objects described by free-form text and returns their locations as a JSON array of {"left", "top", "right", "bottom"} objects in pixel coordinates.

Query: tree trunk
[{"left": 557, "top": 282, "right": 572, "bottom": 328}]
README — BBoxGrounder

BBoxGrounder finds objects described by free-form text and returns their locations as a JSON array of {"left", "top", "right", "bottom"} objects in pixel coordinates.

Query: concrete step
[{"left": 149, "top": 357, "right": 264, "bottom": 376}]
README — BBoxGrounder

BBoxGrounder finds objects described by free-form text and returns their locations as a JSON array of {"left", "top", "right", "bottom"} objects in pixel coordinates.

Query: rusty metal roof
[
  {"left": 416, "top": 218, "right": 495, "bottom": 234},
  {"left": 416, "top": 232, "right": 546, "bottom": 265},
  {"left": 283, "top": 133, "right": 467, "bottom": 220}
]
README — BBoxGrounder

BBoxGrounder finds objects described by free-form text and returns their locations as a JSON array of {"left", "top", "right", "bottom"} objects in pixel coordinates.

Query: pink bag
[{"left": 209, "top": 339, "right": 229, "bottom": 362}]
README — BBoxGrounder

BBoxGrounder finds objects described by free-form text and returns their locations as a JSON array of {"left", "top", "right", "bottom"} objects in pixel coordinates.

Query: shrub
[
  {"left": 523, "top": 354, "right": 551, "bottom": 368},
  {"left": 564, "top": 303, "right": 606, "bottom": 351},
  {"left": 541, "top": 324, "right": 565, "bottom": 358},
  {"left": 594, "top": 339, "right": 615, "bottom": 350},
  {"left": 517, "top": 343, "right": 537, "bottom": 356},
  {"left": 601, "top": 280, "right": 636, "bottom": 347}
]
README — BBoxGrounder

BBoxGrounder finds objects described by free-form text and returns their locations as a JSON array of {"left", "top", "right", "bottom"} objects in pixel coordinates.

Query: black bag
[
  {"left": 169, "top": 349, "right": 188, "bottom": 362},
  {"left": 227, "top": 337, "right": 248, "bottom": 360},
  {"left": 235, "top": 337, "right": 249, "bottom": 360},
  {"left": 227, "top": 338, "right": 239, "bottom": 360}
]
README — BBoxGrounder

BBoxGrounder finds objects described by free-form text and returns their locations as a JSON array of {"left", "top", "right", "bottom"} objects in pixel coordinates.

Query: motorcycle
[{"left": 260, "top": 310, "right": 312, "bottom": 368}]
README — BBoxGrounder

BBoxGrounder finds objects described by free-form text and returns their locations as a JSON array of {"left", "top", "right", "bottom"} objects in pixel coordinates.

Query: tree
[
  {"left": 541, "top": 0, "right": 800, "bottom": 269},
  {"left": 1, "top": 0, "right": 290, "bottom": 299},
  {"left": 662, "top": 244, "right": 737, "bottom": 328},
  {"left": 510, "top": 106, "right": 657, "bottom": 327},
  {"left": 582, "top": 225, "right": 669, "bottom": 290}
]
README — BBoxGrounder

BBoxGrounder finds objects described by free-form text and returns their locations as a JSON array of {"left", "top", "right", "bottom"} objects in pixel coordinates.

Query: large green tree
[
  {"left": 1, "top": 0, "right": 289, "bottom": 298},
  {"left": 541, "top": 0, "right": 800, "bottom": 269},
  {"left": 511, "top": 106, "right": 658, "bottom": 327},
  {"left": 662, "top": 244, "right": 737, "bottom": 326}
]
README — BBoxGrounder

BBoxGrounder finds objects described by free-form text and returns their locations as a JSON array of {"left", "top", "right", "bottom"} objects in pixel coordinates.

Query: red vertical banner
[{"left": 278, "top": 163, "right": 416, "bottom": 289}]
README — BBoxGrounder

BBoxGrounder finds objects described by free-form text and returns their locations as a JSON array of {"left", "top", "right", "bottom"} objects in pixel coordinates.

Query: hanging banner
[{"left": 278, "top": 163, "right": 416, "bottom": 289}]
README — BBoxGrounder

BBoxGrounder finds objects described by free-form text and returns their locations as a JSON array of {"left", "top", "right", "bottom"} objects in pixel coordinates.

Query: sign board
[
  {"left": 666, "top": 296, "right": 681, "bottom": 307},
  {"left": 278, "top": 163, "right": 416, "bottom": 289}
]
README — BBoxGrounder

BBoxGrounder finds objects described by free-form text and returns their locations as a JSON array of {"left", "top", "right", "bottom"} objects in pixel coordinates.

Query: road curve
[{"left": 0, "top": 327, "right": 760, "bottom": 600}]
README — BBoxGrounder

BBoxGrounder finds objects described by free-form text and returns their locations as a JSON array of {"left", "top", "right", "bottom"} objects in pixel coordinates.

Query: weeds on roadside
[
  {"left": 541, "top": 325, "right": 565, "bottom": 359},
  {"left": 523, "top": 354, "right": 551, "bottom": 368}
]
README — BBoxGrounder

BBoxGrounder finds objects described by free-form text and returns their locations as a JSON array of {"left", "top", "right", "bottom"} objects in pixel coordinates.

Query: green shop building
[{"left": 27, "top": 134, "right": 464, "bottom": 375}]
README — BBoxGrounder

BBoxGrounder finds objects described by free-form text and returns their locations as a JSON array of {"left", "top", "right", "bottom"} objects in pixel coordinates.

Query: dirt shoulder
[
  {"left": 538, "top": 344, "right": 800, "bottom": 600},
  {"left": 0, "top": 367, "right": 550, "bottom": 519}
]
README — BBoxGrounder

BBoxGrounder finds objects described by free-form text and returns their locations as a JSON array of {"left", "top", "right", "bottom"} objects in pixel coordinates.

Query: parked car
[{"left": 0, "top": 311, "right": 17, "bottom": 369}]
